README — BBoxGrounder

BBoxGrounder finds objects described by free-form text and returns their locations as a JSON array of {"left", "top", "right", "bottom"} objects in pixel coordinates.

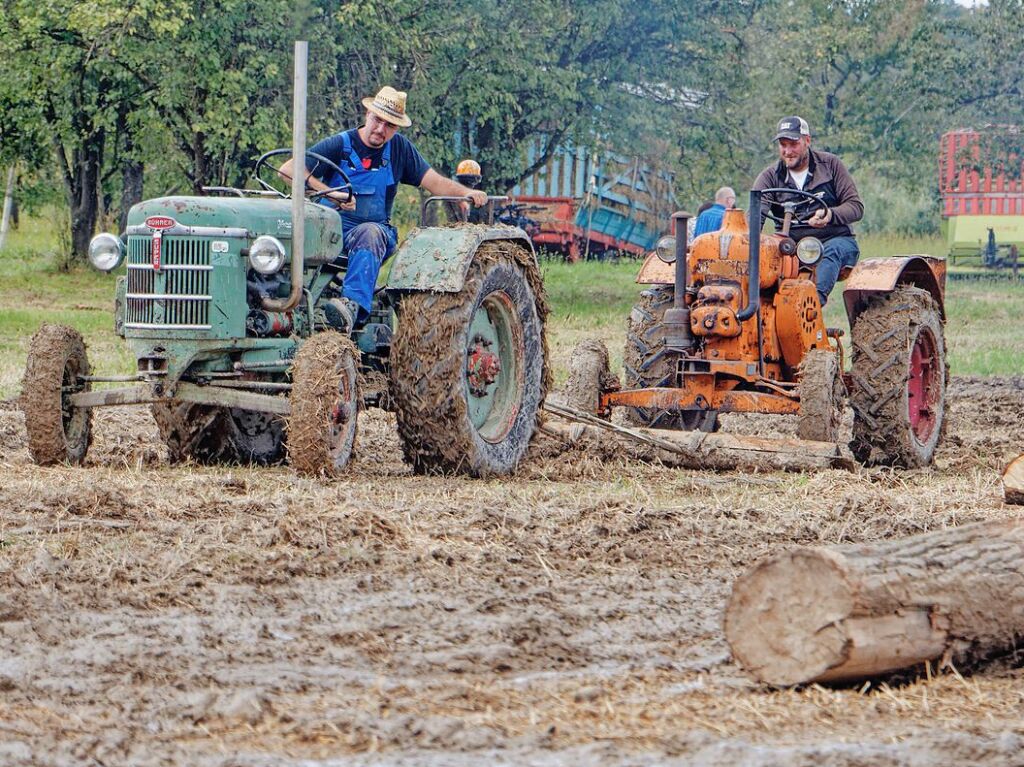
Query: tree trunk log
[
  {"left": 724, "top": 519, "right": 1024, "bottom": 686},
  {"left": 539, "top": 419, "right": 852, "bottom": 472},
  {"left": 1003, "top": 455, "right": 1024, "bottom": 505}
]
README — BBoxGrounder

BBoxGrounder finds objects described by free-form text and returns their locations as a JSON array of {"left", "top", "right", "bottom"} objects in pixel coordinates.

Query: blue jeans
[
  {"left": 340, "top": 222, "right": 398, "bottom": 321},
  {"left": 815, "top": 236, "right": 859, "bottom": 305}
]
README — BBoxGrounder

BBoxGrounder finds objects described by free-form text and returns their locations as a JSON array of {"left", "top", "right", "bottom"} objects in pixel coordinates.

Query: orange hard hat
[{"left": 456, "top": 159, "right": 481, "bottom": 176}]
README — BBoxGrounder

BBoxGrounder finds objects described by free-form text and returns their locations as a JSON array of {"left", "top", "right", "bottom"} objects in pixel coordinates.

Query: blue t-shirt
[
  {"left": 307, "top": 129, "right": 430, "bottom": 222},
  {"left": 693, "top": 203, "right": 726, "bottom": 236}
]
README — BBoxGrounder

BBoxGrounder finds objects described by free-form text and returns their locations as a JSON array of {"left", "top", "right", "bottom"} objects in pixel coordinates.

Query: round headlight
[
  {"left": 88, "top": 233, "right": 125, "bottom": 272},
  {"left": 655, "top": 236, "right": 677, "bottom": 264},
  {"left": 248, "top": 235, "right": 286, "bottom": 274},
  {"left": 796, "top": 237, "right": 823, "bottom": 266}
]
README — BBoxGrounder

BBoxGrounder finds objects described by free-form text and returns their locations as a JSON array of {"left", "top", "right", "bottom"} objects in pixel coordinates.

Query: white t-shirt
[{"left": 788, "top": 168, "right": 810, "bottom": 189}]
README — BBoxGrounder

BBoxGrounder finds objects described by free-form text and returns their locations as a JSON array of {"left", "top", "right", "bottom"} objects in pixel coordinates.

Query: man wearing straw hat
[{"left": 281, "top": 86, "right": 487, "bottom": 330}]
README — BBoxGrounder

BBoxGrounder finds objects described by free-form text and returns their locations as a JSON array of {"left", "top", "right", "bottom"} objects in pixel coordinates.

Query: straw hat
[{"left": 362, "top": 86, "right": 412, "bottom": 128}]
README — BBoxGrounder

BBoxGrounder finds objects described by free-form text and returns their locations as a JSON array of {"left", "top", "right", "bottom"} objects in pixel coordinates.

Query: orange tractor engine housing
[{"left": 609, "top": 206, "right": 830, "bottom": 417}]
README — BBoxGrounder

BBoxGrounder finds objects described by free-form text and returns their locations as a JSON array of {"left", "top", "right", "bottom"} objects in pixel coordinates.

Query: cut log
[
  {"left": 1003, "top": 455, "right": 1024, "bottom": 505},
  {"left": 540, "top": 404, "right": 853, "bottom": 472},
  {"left": 724, "top": 519, "right": 1024, "bottom": 686}
]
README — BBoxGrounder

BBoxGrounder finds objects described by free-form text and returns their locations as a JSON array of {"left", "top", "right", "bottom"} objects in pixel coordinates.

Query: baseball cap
[{"left": 774, "top": 116, "right": 810, "bottom": 141}]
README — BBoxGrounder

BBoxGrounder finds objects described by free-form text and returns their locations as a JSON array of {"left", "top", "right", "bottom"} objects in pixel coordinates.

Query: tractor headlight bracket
[{"left": 248, "top": 235, "right": 287, "bottom": 274}]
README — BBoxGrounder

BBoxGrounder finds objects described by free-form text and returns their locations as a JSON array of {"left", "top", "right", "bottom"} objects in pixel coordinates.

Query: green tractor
[{"left": 20, "top": 44, "right": 547, "bottom": 477}]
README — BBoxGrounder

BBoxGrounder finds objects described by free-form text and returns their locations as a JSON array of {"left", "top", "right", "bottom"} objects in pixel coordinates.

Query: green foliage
[
  {"left": 3, "top": 0, "right": 1024, "bottom": 250},
  {"left": 854, "top": 171, "right": 939, "bottom": 237}
]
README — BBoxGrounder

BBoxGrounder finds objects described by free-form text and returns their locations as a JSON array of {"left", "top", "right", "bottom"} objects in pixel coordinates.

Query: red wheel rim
[{"left": 908, "top": 326, "right": 940, "bottom": 444}]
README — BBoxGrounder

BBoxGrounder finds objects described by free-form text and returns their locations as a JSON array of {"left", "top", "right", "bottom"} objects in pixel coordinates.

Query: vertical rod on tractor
[
  {"left": 663, "top": 210, "right": 694, "bottom": 352},
  {"left": 263, "top": 40, "right": 307, "bottom": 313}
]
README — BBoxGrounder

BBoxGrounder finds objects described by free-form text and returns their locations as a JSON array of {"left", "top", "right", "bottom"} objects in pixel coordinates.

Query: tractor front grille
[{"left": 125, "top": 237, "right": 213, "bottom": 329}]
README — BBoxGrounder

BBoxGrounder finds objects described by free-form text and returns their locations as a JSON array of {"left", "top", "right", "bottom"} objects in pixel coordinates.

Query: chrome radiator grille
[{"left": 125, "top": 237, "right": 213, "bottom": 329}]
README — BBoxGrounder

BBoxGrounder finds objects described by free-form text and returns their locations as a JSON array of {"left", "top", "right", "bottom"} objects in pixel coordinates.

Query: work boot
[{"left": 322, "top": 297, "right": 358, "bottom": 333}]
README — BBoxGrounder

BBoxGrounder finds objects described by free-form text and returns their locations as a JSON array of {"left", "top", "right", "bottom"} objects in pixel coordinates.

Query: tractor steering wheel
[
  {"left": 757, "top": 187, "right": 828, "bottom": 229},
  {"left": 252, "top": 149, "right": 354, "bottom": 205}
]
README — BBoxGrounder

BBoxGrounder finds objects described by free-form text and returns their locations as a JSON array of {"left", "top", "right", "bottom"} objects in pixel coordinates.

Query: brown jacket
[{"left": 752, "top": 148, "right": 863, "bottom": 242}]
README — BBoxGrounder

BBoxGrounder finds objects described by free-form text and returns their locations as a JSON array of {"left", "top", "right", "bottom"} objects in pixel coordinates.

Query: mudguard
[
  {"left": 386, "top": 224, "right": 534, "bottom": 293},
  {"left": 843, "top": 255, "right": 947, "bottom": 324}
]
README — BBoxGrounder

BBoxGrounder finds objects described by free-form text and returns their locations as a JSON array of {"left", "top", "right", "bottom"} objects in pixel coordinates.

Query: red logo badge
[{"left": 146, "top": 216, "right": 176, "bottom": 230}]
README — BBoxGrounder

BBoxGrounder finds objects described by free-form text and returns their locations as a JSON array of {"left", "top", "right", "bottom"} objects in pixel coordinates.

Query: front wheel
[
  {"left": 849, "top": 286, "right": 947, "bottom": 467},
  {"left": 21, "top": 324, "right": 93, "bottom": 465},
  {"left": 390, "top": 242, "right": 548, "bottom": 476},
  {"left": 623, "top": 286, "right": 719, "bottom": 432},
  {"left": 289, "top": 332, "right": 360, "bottom": 476},
  {"left": 797, "top": 348, "right": 845, "bottom": 443}
]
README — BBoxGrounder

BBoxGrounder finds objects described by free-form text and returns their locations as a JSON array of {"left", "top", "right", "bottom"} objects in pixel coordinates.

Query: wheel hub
[
  {"left": 908, "top": 326, "right": 940, "bottom": 444},
  {"left": 466, "top": 335, "right": 502, "bottom": 397}
]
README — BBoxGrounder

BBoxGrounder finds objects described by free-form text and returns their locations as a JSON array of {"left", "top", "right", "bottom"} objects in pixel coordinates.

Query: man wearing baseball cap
[
  {"left": 280, "top": 86, "right": 487, "bottom": 330},
  {"left": 752, "top": 115, "right": 863, "bottom": 305}
]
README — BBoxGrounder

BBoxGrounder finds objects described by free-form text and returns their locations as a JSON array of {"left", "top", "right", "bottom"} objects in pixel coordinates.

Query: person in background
[
  {"left": 687, "top": 199, "right": 715, "bottom": 242},
  {"left": 693, "top": 186, "right": 737, "bottom": 237}
]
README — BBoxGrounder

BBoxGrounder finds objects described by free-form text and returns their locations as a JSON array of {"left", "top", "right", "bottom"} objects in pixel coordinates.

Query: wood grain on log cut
[
  {"left": 725, "top": 520, "right": 1024, "bottom": 686},
  {"left": 1003, "top": 455, "right": 1024, "bottom": 505}
]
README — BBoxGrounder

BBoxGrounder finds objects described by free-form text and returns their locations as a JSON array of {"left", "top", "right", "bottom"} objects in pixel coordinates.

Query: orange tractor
[{"left": 570, "top": 188, "right": 947, "bottom": 467}]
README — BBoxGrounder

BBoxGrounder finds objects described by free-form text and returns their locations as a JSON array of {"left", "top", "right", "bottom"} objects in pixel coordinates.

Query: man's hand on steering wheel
[
  {"left": 807, "top": 207, "right": 833, "bottom": 228},
  {"left": 320, "top": 190, "right": 356, "bottom": 211}
]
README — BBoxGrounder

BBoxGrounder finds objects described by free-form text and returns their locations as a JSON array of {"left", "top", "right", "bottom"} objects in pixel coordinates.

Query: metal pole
[{"left": 263, "top": 41, "right": 307, "bottom": 312}]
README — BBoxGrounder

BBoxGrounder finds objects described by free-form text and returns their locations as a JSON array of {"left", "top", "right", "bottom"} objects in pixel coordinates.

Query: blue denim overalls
[{"left": 321, "top": 132, "right": 399, "bottom": 318}]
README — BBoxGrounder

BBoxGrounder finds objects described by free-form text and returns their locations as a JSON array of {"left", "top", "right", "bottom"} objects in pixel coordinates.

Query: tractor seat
[{"left": 837, "top": 265, "right": 854, "bottom": 282}]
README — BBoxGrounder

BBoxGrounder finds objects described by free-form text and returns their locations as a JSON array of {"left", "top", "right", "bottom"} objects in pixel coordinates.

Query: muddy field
[{"left": 1, "top": 377, "right": 1023, "bottom": 766}]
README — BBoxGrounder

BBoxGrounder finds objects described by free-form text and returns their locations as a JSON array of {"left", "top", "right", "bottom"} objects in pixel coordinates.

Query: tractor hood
[{"left": 126, "top": 196, "right": 343, "bottom": 264}]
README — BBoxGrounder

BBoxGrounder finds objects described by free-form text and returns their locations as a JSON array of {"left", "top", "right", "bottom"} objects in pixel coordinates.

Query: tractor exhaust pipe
[
  {"left": 263, "top": 40, "right": 307, "bottom": 312},
  {"left": 663, "top": 210, "right": 695, "bottom": 351},
  {"left": 737, "top": 190, "right": 761, "bottom": 321}
]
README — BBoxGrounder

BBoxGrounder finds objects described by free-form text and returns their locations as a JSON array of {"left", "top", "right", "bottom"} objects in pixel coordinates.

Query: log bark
[
  {"left": 540, "top": 417, "right": 853, "bottom": 472},
  {"left": 724, "top": 519, "right": 1024, "bottom": 686},
  {"left": 1003, "top": 455, "right": 1024, "bottom": 505}
]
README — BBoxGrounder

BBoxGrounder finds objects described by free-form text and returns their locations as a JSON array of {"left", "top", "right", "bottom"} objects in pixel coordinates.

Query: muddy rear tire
[
  {"left": 288, "top": 332, "right": 360, "bottom": 476},
  {"left": 849, "top": 285, "right": 946, "bottom": 467},
  {"left": 21, "top": 323, "right": 93, "bottom": 465},
  {"left": 152, "top": 403, "right": 285, "bottom": 465},
  {"left": 390, "top": 242, "right": 547, "bottom": 477},
  {"left": 796, "top": 348, "right": 845, "bottom": 443},
  {"left": 623, "top": 285, "right": 719, "bottom": 432}
]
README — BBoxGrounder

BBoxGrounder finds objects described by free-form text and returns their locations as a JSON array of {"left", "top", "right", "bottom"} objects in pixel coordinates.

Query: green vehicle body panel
[
  {"left": 386, "top": 224, "right": 533, "bottom": 292},
  {"left": 943, "top": 214, "right": 1024, "bottom": 258},
  {"left": 108, "top": 195, "right": 529, "bottom": 402},
  {"left": 127, "top": 196, "right": 343, "bottom": 262},
  {"left": 119, "top": 196, "right": 344, "bottom": 385}
]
